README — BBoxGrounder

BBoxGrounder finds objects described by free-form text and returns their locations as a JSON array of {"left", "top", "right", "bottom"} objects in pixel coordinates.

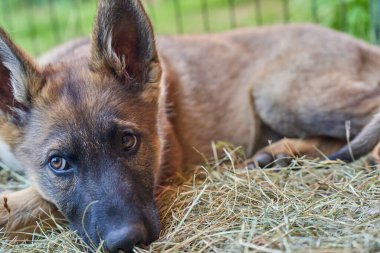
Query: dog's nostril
[{"left": 105, "top": 224, "right": 147, "bottom": 253}]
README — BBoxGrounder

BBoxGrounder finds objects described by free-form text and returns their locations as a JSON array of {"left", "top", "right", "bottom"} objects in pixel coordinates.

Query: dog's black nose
[{"left": 105, "top": 223, "right": 147, "bottom": 253}]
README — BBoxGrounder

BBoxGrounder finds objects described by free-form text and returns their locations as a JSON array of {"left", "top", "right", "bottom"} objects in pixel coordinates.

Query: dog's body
[
  {"left": 36, "top": 23, "right": 380, "bottom": 169},
  {"left": 158, "top": 25, "right": 380, "bottom": 165},
  {"left": 0, "top": 1, "right": 379, "bottom": 252}
]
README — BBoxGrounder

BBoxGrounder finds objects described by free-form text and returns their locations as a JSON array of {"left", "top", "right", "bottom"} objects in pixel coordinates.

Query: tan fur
[
  {"left": 0, "top": 118, "right": 20, "bottom": 148},
  {"left": 369, "top": 142, "right": 380, "bottom": 169},
  {"left": 0, "top": 187, "right": 62, "bottom": 239},
  {"left": 0, "top": 116, "right": 22, "bottom": 172},
  {"left": 156, "top": 25, "right": 380, "bottom": 166},
  {"left": 0, "top": 0, "right": 379, "bottom": 247}
]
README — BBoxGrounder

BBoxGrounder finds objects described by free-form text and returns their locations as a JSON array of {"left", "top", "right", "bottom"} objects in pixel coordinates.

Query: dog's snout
[{"left": 105, "top": 223, "right": 147, "bottom": 253}]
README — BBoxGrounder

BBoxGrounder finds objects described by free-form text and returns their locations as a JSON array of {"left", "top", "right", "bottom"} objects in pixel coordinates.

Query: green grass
[{"left": 0, "top": 0, "right": 373, "bottom": 56}]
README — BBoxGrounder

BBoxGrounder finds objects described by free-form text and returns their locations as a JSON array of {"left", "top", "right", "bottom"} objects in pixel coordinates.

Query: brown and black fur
[{"left": 0, "top": 0, "right": 379, "bottom": 252}]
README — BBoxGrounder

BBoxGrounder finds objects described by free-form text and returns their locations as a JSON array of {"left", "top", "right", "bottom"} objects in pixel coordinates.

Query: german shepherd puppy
[{"left": 0, "top": 0, "right": 379, "bottom": 252}]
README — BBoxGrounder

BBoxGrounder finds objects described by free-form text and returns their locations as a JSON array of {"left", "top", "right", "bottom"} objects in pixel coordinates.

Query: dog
[{"left": 0, "top": 0, "right": 379, "bottom": 252}]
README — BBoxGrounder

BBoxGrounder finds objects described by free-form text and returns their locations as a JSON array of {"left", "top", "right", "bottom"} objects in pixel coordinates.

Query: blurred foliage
[
  {"left": 289, "top": 0, "right": 370, "bottom": 40},
  {"left": 322, "top": 0, "right": 370, "bottom": 40},
  {"left": 0, "top": 0, "right": 375, "bottom": 56}
]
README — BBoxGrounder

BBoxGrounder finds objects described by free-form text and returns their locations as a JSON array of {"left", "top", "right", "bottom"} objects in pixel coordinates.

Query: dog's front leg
[
  {"left": 0, "top": 187, "right": 63, "bottom": 240},
  {"left": 368, "top": 142, "right": 380, "bottom": 169}
]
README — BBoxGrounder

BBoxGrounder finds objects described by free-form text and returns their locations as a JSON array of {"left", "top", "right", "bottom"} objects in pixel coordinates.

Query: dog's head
[{"left": 0, "top": 0, "right": 163, "bottom": 251}]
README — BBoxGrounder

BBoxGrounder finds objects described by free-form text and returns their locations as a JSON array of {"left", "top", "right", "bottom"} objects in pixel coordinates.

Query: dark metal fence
[
  {"left": 371, "top": 0, "right": 380, "bottom": 43},
  {"left": 0, "top": 0, "right": 379, "bottom": 56}
]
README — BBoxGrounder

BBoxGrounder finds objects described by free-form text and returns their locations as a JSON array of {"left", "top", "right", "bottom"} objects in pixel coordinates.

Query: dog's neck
[{"left": 155, "top": 55, "right": 184, "bottom": 184}]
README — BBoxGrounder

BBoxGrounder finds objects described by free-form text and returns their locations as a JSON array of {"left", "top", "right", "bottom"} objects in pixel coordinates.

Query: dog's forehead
[
  {"left": 26, "top": 62, "right": 159, "bottom": 150},
  {"left": 34, "top": 66, "right": 158, "bottom": 135}
]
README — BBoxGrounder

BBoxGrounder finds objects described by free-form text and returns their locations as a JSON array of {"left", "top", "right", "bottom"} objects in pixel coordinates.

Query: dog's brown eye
[
  {"left": 122, "top": 133, "right": 138, "bottom": 151},
  {"left": 49, "top": 157, "right": 69, "bottom": 171}
]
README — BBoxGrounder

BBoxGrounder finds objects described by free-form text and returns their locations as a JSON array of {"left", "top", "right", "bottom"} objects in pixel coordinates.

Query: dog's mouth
[
  {"left": 72, "top": 221, "right": 159, "bottom": 253},
  {"left": 77, "top": 228, "right": 156, "bottom": 253},
  {"left": 67, "top": 202, "right": 160, "bottom": 253}
]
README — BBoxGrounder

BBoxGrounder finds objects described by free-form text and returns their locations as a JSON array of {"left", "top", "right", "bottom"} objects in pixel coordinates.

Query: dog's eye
[
  {"left": 49, "top": 157, "right": 70, "bottom": 171},
  {"left": 122, "top": 133, "right": 138, "bottom": 151}
]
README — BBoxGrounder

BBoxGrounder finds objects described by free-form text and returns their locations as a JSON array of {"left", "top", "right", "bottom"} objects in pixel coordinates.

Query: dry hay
[{"left": 0, "top": 144, "right": 379, "bottom": 252}]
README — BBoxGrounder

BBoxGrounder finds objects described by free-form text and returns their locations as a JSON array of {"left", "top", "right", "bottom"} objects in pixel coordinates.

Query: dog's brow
[
  {"left": 112, "top": 119, "right": 138, "bottom": 130},
  {"left": 43, "top": 129, "right": 69, "bottom": 149}
]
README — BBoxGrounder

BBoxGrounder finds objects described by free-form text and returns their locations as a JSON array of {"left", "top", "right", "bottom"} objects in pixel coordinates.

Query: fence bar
[
  {"left": 228, "top": 0, "right": 237, "bottom": 29},
  {"left": 340, "top": 0, "right": 347, "bottom": 31},
  {"left": 311, "top": 0, "right": 319, "bottom": 23},
  {"left": 173, "top": 0, "right": 184, "bottom": 34},
  {"left": 254, "top": 0, "right": 262, "bottom": 25},
  {"left": 73, "top": 0, "right": 84, "bottom": 35},
  {"left": 282, "top": 0, "right": 290, "bottom": 22},
  {"left": 25, "top": 1, "right": 38, "bottom": 54},
  {"left": 201, "top": 0, "right": 210, "bottom": 32},
  {"left": 146, "top": 0, "right": 157, "bottom": 28},
  {"left": 370, "top": 0, "right": 380, "bottom": 44},
  {"left": 48, "top": 0, "right": 61, "bottom": 43},
  {"left": 1, "top": 0, "right": 14, "bottom": 32}
]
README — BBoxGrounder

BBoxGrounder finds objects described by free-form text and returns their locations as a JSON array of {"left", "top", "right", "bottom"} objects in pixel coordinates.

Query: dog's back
[{"left": 156, "top": 24, "right": 380, "bottom": 164}]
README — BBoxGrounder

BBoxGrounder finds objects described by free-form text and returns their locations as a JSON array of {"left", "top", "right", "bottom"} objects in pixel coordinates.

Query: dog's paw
[
  {"left": 0, "top": 187, "right": 62, "bottom": 241},
  {"left": 0, "top": 190, "right": 36, "bottom": 239},
  {"left": 0, "top": 192, "right": 12, "bottom": 228},
  {"left": 245, "top": 152, "right": 293, "bottom": 169},
  {"left": 368, "top": 142, "right": 380, "bottom": 169}
]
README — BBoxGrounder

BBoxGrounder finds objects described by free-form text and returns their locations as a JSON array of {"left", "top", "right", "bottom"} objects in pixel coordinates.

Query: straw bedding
[{"left": 0, "top": 144, "right": 379, "bottom": 252}]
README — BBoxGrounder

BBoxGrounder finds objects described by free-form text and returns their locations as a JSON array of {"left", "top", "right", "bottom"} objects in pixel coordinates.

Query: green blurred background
[{"left": 0, "top": 0, "right": 376, "bottom": 56}]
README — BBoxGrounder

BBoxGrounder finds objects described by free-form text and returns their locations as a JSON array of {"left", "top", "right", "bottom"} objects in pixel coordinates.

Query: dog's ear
[
  {"left": 91, "top": 0, "right": 160, "bottom": 88},
  {"left": 0, "top": 28, "right": 43, "bottom": 120}
]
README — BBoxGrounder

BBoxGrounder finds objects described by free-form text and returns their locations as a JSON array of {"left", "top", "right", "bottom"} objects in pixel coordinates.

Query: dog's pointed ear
[
  {"left": 0, "top": 28, "right": 43, "bottom": 118},
  {"left": 91, "top": 0, "right": 161, "bottom": 87}
]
